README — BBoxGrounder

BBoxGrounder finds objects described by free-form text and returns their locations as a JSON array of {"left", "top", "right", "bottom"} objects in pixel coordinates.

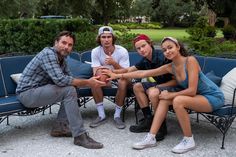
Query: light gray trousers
[{"left": 17, "top": 84, "right": 86, "bottom": 137}]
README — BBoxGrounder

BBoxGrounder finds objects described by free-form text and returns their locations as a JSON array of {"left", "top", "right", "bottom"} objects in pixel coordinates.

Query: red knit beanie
[{"left": 133, "top": 34, "right": 151, "bottom": 45}]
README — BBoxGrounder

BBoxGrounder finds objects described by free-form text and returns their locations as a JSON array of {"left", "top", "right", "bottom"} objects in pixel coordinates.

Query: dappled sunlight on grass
[{"left": 129, "top": 28, "right": 223, "bottom": 44}]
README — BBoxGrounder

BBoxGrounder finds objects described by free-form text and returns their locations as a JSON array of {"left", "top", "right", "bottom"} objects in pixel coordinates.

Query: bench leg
[
  {"left": 196, "top": 113, "right": 199, "bottom": 123},
  {"left": 6, "top": 116, "right": 9, "bottom": 125},
  {"left": 122, "top": 106, "right": 125, "bottom": 122},
  {"left": 49, "top": 106, "right": 52, "bottom": 114},
  {"left": 134, "top": 99, "right": 139, "bottom": 124},
  {"left": 122, "top": 97, "right": 130, "bottom": 122},
  {"left": 221, "top": 133, "right": 226, "bottom": 149}
]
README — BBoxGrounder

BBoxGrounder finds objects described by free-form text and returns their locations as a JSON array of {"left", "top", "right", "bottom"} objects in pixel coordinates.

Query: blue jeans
[{"left": 17, "top": 84, "right": 86, "bottom": 137}]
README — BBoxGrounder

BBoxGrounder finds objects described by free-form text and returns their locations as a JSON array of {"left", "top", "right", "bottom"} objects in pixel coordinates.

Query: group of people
[{"left": 16, "top": 26, "right": 224, "bottom": 154}]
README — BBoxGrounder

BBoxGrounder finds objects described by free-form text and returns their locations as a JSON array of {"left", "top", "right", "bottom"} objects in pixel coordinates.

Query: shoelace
[
  {"left": 180, "top": 139, "right": 188, "bottom": 146},
  {"left": 141, "top": 134, "right": 152, "bottom": 144}
]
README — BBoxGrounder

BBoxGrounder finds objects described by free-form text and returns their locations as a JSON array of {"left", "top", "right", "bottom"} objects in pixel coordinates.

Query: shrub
[
  {"left": 222, "top": 25, "right": 236, "bottom": 40},
  {"left": 75, "top": 31, "right": 97, "bottom": 52},
  {"left": 188, "top": 37, "right": 236, "bottom": 56},
  {"left": 205, "top": 26, "right": 216, "bottom": 38},
  {"left": 186, "top": 17, "right": 213, "bottom": 41},
  {"left": 0, "top": 18, "right": 96, "bottom": 55},
  {"left": 186, "top": 16, "right": 236, "bottom": 56},
  {"left": 115, "top": 32, "right": 137, "bottom": 51}
]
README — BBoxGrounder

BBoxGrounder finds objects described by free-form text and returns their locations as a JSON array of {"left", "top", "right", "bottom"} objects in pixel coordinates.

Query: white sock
[
  {"left": 96, "top": 102, "right": 105, "bottom": 119},
  {"left": 114, "top": 105, "right": 122, "bottom": 119},
  {"left": 148, "top": 132, "right": 156, "bottom": 138},
  {"left": 184, "top": 135, "right": 194, "bottom": 140}
]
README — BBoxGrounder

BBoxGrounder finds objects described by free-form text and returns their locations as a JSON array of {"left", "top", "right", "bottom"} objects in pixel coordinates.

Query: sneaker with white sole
[
  {"left": 114, "top": 117, "right": 126, "bottom": 129},
  {"left": 89, "top": 117, "right": 107, "bottom": 128},
  {"left": 171, "top": 136, "right": 196, "bottom": 154},
  {"left": 132, "top": 133, "right": 157, "bottom": 150}
]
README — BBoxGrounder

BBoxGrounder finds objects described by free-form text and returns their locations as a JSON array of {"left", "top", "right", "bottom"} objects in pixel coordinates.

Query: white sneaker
[
  {"left": 172, "top": 136, "right": 196, "bottom": 154},
  {"left": 132, "top": 133, "right": 157, "bottom": 150}
]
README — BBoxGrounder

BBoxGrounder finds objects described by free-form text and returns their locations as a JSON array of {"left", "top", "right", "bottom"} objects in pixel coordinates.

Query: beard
[{"left": 57, "top": 48, "right": 70, "bottom": 57}]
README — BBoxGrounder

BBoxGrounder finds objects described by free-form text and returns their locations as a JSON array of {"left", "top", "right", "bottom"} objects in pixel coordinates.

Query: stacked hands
[
  {"left": 89, "top": 66, "right": 117, "bottom": 88},
  {"left": 101, "top": 68, "right": 117, "bottom": 81},
  {"left": 95, "top": 67, "right": 112, "bottom": 83},
  {"left": 101, "top": 69, "right": 173, "bottom": 100}
]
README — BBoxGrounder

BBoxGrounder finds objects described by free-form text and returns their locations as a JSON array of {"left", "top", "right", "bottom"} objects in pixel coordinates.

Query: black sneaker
[
  {"left": 155, "top": 131, "right": 166, "bottom": 141},
  {"left": 129, "top": 117, "right": 153, "bottom": 133},
  {"left": 155, "top": 120, "right": 167, "bottom": 141}
]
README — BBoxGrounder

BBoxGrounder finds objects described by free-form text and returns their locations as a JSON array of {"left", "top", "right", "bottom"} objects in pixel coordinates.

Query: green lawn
[
  {"left": 129, "top": 28, "right": 223, "bottom": 43},
  {"left": 129, "top": 28, "right": 189, "bottom": 43}
]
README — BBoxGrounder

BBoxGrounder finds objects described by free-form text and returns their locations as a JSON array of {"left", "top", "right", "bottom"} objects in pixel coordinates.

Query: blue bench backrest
[
  {"left": 69, "top": 51, "right": 81, "bottom": 61},
  {"left": 80, "top": 50, "right": 92, "bottom": 63},
  {"left": 203, "top": 57, "right": 236, "bottom": 77},
  {"left": 0, "top": 56, "right": 34, "bottom": 95},
  {"left": 195, "top": 55, "right": 205, "bottom": 70},
  {"left": 0, "top": 64, "right": 6, "bottom": 97},
  {"left": 128, "top": 51, "right": 142, "bottom": 66}
]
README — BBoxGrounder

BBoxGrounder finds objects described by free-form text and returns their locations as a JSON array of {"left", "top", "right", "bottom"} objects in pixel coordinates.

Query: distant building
[{"left": 130, "top": 16, "right": 151, "bottom": 23}]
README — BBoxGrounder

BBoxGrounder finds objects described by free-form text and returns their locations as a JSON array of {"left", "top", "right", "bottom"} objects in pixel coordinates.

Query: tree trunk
[
  {"left": 208, "top": 9, "right": 216, "bottom": 26},
  {"left": 222, "top": 17, "right": 230, "bottom": 26}
]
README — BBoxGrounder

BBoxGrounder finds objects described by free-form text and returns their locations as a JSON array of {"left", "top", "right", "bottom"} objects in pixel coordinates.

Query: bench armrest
[{"left": 230, "top": 87, "right": 236, "bottom": 115}]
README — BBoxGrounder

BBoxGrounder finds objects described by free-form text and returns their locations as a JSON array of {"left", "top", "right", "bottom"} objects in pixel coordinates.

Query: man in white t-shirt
[{"left": 90, "top": 26, "right": 130, "bottom": 129}]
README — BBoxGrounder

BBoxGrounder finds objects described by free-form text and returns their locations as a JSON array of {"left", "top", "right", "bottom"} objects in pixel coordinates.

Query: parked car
[{"left": 39, "top": 15, "right": 67, "bottom": 19}]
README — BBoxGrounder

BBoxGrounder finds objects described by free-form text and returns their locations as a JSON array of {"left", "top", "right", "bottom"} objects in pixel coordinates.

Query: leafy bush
[
  {"left": 205, "top": 26, "right": 216, "bottom": 38},
  {"left": 222, "top": 25, "right": 236, "bottom": 40},
  {"left": 186, "top": 17, "right": 215, "bottom": 41},
  {"left": 188, "top": 37, "right": 236, "bottom": 56},
  {"left": 185, "top": 16, "right": 236, "bottom": 56},
  {"left": 115, "top": 32, "right": 137, "bottom": 51},
  {"left": 0, "top": 18, "right": 96, "bottom": 55},
  {"left": 0, "top": 20, "right": 149, "bottom": 55},
  {"left": 75, "top": 31, "right": 97, "bottom": 52}
]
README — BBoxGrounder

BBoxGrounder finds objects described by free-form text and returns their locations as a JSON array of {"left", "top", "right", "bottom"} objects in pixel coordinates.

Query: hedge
[{"left": 0, "top": 18, "right": 97, "bottom": 55}]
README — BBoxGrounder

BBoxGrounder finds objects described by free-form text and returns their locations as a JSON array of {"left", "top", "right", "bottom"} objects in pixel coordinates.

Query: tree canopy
[{"left": 0, "top": 0, "right": 235, "bottom": 25}]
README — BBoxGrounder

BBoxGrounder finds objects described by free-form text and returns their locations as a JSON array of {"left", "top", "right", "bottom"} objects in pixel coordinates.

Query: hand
[
  {"left": 159, "top": 90, "right": 172, "bottom": 100},
  {"left": 88, "top": 76, "right": 106, "bottom": 88},
  {"left": 105, "top": 55, "right": 115, "bottom": 65},
  {"left": 102, "top": 69, "right": 117, "bottom": 80}
]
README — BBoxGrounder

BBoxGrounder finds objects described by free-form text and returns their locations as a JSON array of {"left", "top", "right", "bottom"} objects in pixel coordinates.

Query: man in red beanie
[{"left": 113, "top": 34, "right": 176, "bottom": 141}]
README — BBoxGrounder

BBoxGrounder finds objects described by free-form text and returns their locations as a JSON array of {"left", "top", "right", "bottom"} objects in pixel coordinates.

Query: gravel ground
[{"left": 1, "top": 100, "right": 236, "bottom": 157}]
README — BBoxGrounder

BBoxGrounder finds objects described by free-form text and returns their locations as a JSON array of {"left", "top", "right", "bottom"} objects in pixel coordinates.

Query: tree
[
  {"left": 69, "top": 0, "right": 94, "bottom": 18},
  {"left": 18, "top": 0, "right": 40, "bottom": 18},
  {"left": 131, "top": 0, "right": 153, "bottom": 17},
  {"left": 0, "top": 0, "right": 134, "bottom": 24},
  {"left": 90, "top": 0, "right": 133, "bottom": 25},
  {"left": 115, "top": 0, "right": 133, "bottom": 23},
  {"left": 0, "top": 0, "right": 19, "bottom": 18},
  {"left": 36, "top": 0, "right": 72, "bottom": 17},
  {"left": 0, "top": 0, "right": 40, "bottom": 18},
  {"left": 193, "top": 0, "right": 236, "bottom": 26},
  {"left": 153, "top": 0, "right": 195, "bottom": 27}
]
